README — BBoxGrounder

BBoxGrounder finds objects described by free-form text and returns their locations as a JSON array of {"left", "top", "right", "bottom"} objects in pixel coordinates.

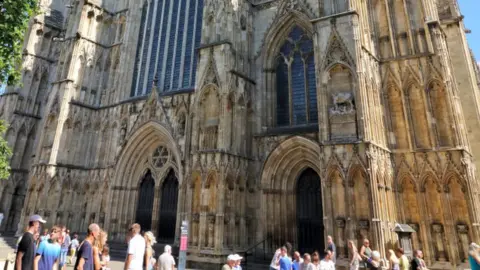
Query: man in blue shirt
[
  {"left": 278, "top": 246, "right": 292, "bottom": 270},
  {"left": 75, "top": 223, "right": 100, "bottom": 270},
  {"left": 34, "top": 226, "right": 61, "bottom": 270}
]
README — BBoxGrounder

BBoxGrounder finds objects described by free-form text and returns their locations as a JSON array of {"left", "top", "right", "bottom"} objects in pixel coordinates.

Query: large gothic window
[
  {"left": 131, "top": 0, "right": 204, "bottom": 96},
  {"left": 276, "top": 26, "right": 318, "bottom": 127}
]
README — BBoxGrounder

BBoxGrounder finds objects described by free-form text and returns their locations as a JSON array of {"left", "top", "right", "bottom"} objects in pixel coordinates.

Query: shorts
[{"left": 59, "top": 249, "right": 68, "bottom": 267}]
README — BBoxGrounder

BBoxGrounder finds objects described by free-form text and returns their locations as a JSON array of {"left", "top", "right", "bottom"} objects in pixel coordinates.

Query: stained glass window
[
  {"left": 276, "top": 26, "right": 318, "bottom": 126},
  {"left": 131, "top": 0, "right": 204, "bottom": 96}
]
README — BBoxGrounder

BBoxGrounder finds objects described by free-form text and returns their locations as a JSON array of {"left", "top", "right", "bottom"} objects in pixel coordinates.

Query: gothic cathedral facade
[{"left": 1, "top": 0, "right": 480, "bottom": 268}]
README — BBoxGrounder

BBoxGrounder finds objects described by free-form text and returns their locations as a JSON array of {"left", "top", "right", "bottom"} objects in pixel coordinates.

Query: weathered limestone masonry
[{"left": 0, "top": 0, "right": 479, "bottom": 269}]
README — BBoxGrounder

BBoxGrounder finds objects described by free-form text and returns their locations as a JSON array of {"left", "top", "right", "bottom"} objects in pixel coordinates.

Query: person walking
[
  {"left": 348, "top": 240, "right": 360, "bottom": 270},
  {"left": 124, "top": 223, "right": 145, "bottom": 270},
  {"left": 292, "top": 251, "right": 303, "bottom": 270},
  {"left": 300, "top": 253, "right": 313, "bottom": 270},
  {"left": 75, "top": 223, "right": 100, "bottom": 270},
  {"left": 410, "top": 250, "right": 428, "bottom": 270},
  {"left": 34, "top": 226, "right": 62, "bottom": 270},
  {"left": 144, "top": 231, "right": 156, "bottom": 270},
  {"left": 311, "top": 252, "right": 321, "bottom": 270},
  {"left": 93, "top": 230, "right": 108, "bottom": 270},
  {"left": 15, "top": 214, "right": 46, "bottom": 270},
  {"left": 40, "top": 229, "right": 49, "bottom": 242},
  {"left": 278, "top": 246, "right": 292, "bottom": 270},
  {"left": 158, "top": 245, "right": 176, "bottom": 270},
  {"left": 222, "top": 255, "right": 236, "bottom": 270},
  {"left": 326, "top": 236, "right": 336, "bottom": 265},
  {"left": 360, "top": 239, "right": 372, "bottom": 268},
  {"left": 270, "top": 247, "right": 282, "bottom": 270},
  {"left": 233, "top": 254, "right": 243, "bottom": 270},
  {"left": 388, "top": 249, "right": 399, "bottom": 270},
  {"left": 396, "top": 248, "right": 409, "bottom": 270},
  {"left": 60, "top": 228, "right": 71, "bottom": 270},
  {"left": 69, "top": 233, "right": 80, "bottom": 265},
  {"left": 319, "top": 251, "right": 335, "bottom": 270},
  {"left": 469, "top": 243, "right": 480, "bottom": 270}
]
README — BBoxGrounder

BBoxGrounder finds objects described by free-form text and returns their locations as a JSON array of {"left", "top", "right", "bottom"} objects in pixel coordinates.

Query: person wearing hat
[
  {"left": 15, "top": 214, "right": 46, "bottom": 270},
  {"left": 223, "top": 255, "right": 236, "bottom": 270},
  {"left": 233, "top": 254, "right": 243, "bottom": 270}
]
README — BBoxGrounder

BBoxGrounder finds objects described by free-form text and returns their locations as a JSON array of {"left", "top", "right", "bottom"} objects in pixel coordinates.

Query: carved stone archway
[
  {"left": 260, "top": 136, "right": 322, "bottom": 251},
  {"left": 107, "top": 121, "right": 183, "bottom": 241}
]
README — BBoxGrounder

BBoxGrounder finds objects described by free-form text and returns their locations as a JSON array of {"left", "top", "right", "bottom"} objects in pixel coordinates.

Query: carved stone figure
[{"left": 331, "top": 92, "right": 355, "bottom": 114}]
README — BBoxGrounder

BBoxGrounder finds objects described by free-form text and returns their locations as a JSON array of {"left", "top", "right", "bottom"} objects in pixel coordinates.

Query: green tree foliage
[
  {"left": 0, "top": 121, "right": 12, "bottom": 179},
  {"left": 0, "top": 0, "right": 38, "bottom": 84}
]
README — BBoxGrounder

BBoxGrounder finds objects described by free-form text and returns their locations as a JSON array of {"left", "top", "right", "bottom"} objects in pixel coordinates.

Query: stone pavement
[{"left": 65, "top": 259, "right": 124, "bottom": 270}]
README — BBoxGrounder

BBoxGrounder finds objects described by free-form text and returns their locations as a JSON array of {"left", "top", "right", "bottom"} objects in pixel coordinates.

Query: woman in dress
[
  {"left": 469, "top": 243, "right": 480, "bottom": 270},
  {"left": 348, "top": 240, "right": 360, "bottom": 270},
  {"left": 388, "top": 249, "right": 399, "bottom": 270},
  {"left": 144, "top": 231, "right": 157, "bottom": 270},
  {"left": 93, "top": 230, "right": 108, "bottom": 270}
]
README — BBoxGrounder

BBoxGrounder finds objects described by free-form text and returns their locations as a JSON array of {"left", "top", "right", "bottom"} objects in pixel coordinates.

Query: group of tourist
[
  {"left": 14, "top": 215, "right": 109, "bottom": 270},
  {"left": 13, "top": 215, "right": 177, "bottom": 270},
  {"left": 123, "top": 223, "right": 176, "bottom": 270},
  {"left": 263, "top": 236, "right": 432, "bottom": 270}
]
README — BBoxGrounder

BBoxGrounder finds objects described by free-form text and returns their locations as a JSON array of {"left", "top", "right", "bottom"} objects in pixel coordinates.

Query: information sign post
[{"left": 178, "top": 220, "right": 188, "bottom": 270}]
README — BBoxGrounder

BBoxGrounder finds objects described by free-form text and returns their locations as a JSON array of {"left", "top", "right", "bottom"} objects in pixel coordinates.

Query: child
[{"left": 101, "top": 246, "right": 111, "bottom": 270}]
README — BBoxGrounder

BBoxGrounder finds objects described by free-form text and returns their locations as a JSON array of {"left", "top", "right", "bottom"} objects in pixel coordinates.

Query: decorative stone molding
[
  {"left": 456, "top": 224, "right": 469, "bottom": 234},
  {"left": 432, "top": 223, "right": 443, "bottom": 233},
  {"left": 336, "top": 218, "right": 346, "bottom": 228},
  {"left": 359, "top": 219, "right": 370, "bottom": 229}
]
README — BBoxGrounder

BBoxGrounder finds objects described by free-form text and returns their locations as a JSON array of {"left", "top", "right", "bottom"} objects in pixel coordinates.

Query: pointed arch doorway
[
  {"left": 296, "top": 168, "right": 324, "bottom": 254},
  {"left": 135, "top": 170, "right": 155, "bottom": 231},
  {"left": 157, "top": 169, "right": 179, "bottom": 243}
]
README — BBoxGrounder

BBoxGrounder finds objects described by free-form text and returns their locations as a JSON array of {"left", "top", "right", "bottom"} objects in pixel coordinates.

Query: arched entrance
[
  {"left": 296, "top": 168, "right": 324, "bottom": 254},
  {"left": 135, "top": 170, "right": 155, "bottom": 231},
  {"left": 157, "top": 169, "right": 179, "bottom": 243}
]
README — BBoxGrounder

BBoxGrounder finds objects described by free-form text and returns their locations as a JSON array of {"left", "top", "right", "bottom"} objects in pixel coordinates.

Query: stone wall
[{"left": 0, "top": 0, "right": 479, "bottom": 269}]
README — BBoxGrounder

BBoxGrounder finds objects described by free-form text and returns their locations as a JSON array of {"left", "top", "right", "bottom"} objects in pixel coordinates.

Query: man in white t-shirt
[
  {"left": 319, "top": 250, "right": 335, "bottom": 270},
  {"left": 124, "top": 223, "right": 145, "bottom": 270},
  {"left": 158, "top": 245, "right": 175, "bottom": 270}
]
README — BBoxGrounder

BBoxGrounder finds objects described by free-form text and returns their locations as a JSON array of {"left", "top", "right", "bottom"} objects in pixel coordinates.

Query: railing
[{"left": 243, "top": 236, "right": 274, "bottom": 270}]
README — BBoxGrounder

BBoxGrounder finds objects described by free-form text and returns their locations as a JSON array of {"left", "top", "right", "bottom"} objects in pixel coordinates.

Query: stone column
[
  {"left": 151, "top": 186, "right": 162, "bottom": 234},
  {"left": 323, "top": 181, "right": 334, "bottom": 238}
]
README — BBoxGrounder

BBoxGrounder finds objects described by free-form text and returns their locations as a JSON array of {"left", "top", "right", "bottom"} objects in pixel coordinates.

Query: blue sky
[{"left": 459, "top": 0, "right": 480, "bottom": 59}]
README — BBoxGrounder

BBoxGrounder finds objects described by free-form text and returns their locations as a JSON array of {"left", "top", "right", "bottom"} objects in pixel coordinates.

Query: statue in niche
[{"left": 330, "top": 92, "right": 355, "bottom": 115}]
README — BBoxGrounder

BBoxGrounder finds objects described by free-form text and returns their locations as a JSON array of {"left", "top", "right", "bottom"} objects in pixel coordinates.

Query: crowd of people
[
  {"left": 261, "top": 236, "right": 433, "bottom": 270},
  {"left": 11, "top": 214, "right": 480, "bottom": 270},
  {"left": 14, "top": 215, "right": 109, "bottom": 270},
  {"left": 13, "top": 215, "right": 176, "bottom": 270}
]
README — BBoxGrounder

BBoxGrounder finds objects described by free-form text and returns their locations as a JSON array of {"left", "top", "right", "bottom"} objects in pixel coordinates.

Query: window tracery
[
  {"left": 152, "top": 146, "right": 170, "bottom": 168},
  {"left": 275, "top": 26, "right": 318, "bottom": 127}
]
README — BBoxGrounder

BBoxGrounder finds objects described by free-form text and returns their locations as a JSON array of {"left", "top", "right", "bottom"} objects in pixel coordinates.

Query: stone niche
[{"left": 327, "top": 65, "right": 358, "bottom": 140}]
